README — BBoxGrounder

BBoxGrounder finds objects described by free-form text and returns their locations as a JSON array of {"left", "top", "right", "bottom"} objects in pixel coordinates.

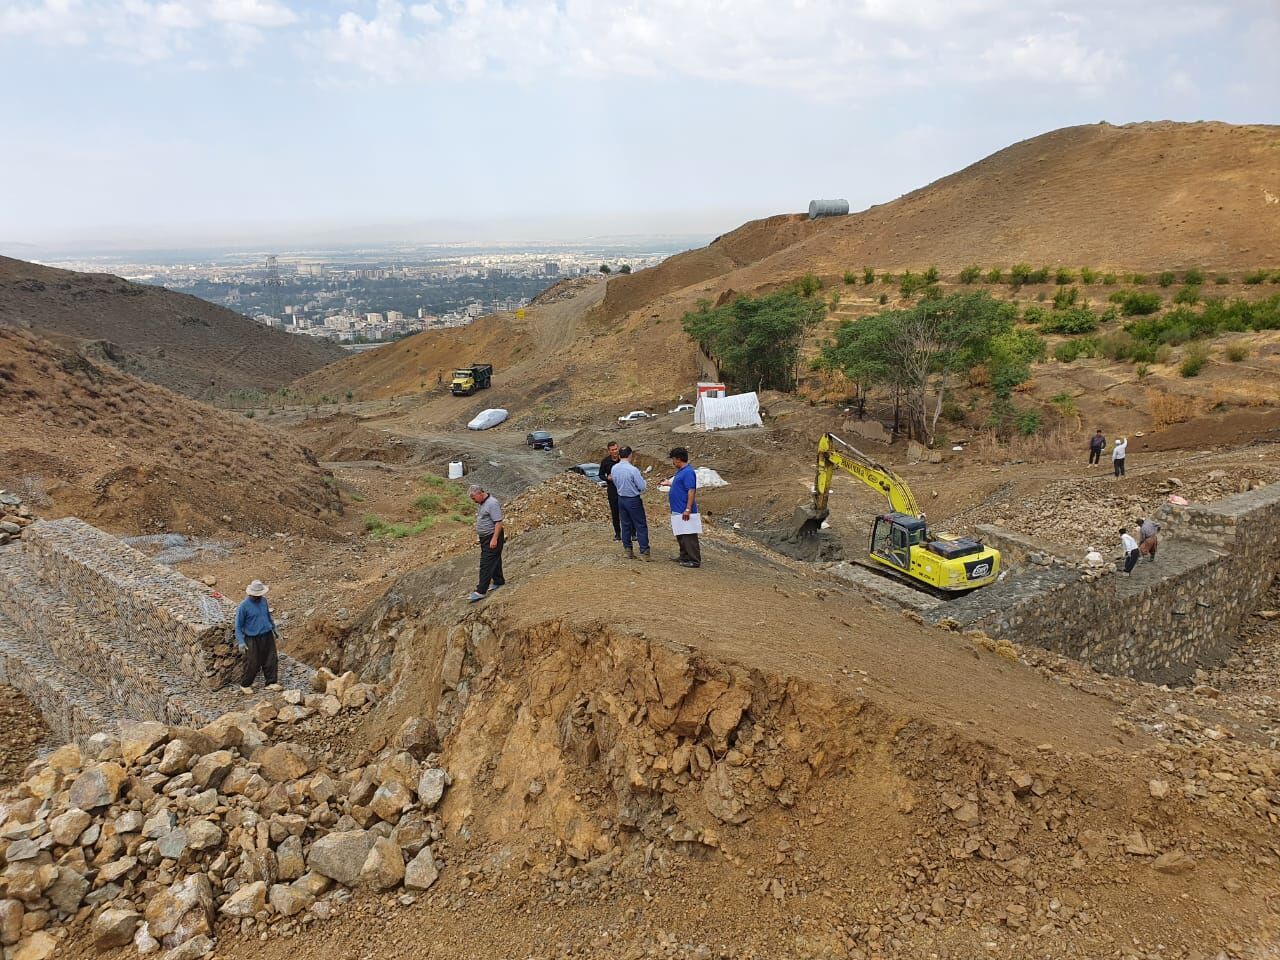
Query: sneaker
[
  {"left": 239, "top": 686, "right": 254, "bottom": 695},
  {"left": 679, "top": 561, "right": 700, "bottom": 568},
  {"left": 488, "top": 582, "right": 504, "bottom": 592},
  {"left": 623, "top": 548, "right": 635, "bottom": 559},
  {"left": 640, "top": 551, "right": 652, "bottom": 562},
  {"left": 466, "top": 591, "right": 485, "bottom": 603},
  {"left": 266, "top": 683, "right": 282, "bottom": 692}
]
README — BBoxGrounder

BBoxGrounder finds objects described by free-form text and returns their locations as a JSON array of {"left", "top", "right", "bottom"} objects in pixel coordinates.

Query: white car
[
  {"left": 617, "top": 410, "right": 654, "bottom": 424},
  {"left": 669, "top": 403, "right": 694, "bottom": 414}
]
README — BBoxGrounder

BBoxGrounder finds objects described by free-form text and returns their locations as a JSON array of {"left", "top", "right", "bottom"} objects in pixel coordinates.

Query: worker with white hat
[{"left": 235, "top": 580, "right": 278, "bottom": 692}]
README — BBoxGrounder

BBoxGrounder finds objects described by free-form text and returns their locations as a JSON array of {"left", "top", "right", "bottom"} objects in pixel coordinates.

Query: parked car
[
  {"left": 669, "top": 403, "right": 694, "bottom": 414},
  {"left": 526, "top": 430, "right": 554, "bottom": 450},
  {"left": 617, "top": 410, "right": 654, "bottom": 424},
  {"left": 567, "top": 463, "right": 606, "bottom": 487}
]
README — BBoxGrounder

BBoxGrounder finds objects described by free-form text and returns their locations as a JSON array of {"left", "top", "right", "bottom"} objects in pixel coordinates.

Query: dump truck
[
  {"left": 795, "top": 433, "right": 1000, "bottom": 593},
  {"left": 450, "top": 364, "right": 493, "bottom": 396}
]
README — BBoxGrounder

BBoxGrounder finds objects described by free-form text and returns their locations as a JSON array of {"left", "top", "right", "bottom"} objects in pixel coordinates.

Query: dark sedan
[
  {"left": 526, "top": 430, "right": 554, "bottom": 450},
  {"left": 568, "top": 463, "right": 606, "bottom": 487}
]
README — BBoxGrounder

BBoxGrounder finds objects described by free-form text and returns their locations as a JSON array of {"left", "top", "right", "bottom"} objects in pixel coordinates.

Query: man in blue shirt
[
  {"left": 235, "top": 580, "right": 278, "bottom": 691},
  {"left": 609, "top": 447, "right": 650, "bottom": 560},
  {"left": 668, "top": 447, "right": 701, "bottom": 568}
]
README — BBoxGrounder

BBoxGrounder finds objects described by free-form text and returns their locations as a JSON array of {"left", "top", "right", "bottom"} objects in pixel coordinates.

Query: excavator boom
[{"left": 799, "top": 433, "right": 920, "bottom": 536}]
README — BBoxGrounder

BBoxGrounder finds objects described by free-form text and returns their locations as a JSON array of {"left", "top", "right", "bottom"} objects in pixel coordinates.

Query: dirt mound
[
  {"left": 0, "top": 255, "right": 345, "bottom": 400},
  {"left": 0, "top": 326, "right": 343, "bottom": 538},
  {"left": 306, "top": 519, "right": 1280, "bottom": 957}
]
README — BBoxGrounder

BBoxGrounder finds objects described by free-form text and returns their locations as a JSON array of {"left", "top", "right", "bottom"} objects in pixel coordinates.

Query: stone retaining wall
[
  {"left": 22, "top": 517, "right": 240, "bottom": 687},
  {"left": 940, "top": 482, "right": 1280, "bottom": 684}
]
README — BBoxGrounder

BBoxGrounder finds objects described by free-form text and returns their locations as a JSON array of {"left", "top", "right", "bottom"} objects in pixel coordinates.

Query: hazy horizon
[{"left": 2, "top": 1, "right": 1276, "bottom": 253}]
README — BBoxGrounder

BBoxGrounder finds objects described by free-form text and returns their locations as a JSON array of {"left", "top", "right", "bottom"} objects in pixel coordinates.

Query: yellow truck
[{"left": 450, "top": 364, "right": 493, "bottom": 396}]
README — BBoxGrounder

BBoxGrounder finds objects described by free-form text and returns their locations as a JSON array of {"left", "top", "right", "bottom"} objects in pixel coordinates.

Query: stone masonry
[
  {"left": 0, "top": 518, "right": 312, "bottom": 744},
  {"left": 929, "top": 481, "right": 1280, "bottom": 684}
]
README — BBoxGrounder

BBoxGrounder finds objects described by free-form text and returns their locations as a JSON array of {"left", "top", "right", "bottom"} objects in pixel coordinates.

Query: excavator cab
[{"left": 871, "top": 513, "right": 926, "bottom": 571}]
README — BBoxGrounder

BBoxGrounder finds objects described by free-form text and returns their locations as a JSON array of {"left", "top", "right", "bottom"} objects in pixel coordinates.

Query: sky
[{"left": 1, "top": 0, "right": 1277, "bottom": 253}]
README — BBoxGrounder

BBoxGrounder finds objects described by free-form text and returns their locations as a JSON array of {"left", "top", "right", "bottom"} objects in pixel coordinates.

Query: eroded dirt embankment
[{"left": 326, "top": 539, "right": 1280, "bottom": 958}]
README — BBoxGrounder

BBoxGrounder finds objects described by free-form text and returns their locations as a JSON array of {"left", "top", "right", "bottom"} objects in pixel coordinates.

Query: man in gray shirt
[
  {"left": 467, "top": 483, "right": 506, "bottom": 601},
  {"left": 610, "top": 447, "right": 650, "bottom": 560}
]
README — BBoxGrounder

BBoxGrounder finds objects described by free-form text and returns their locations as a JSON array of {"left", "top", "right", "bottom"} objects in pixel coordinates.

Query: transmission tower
[{"left": 264, "top": 254, "right": 283, "bottom": 319}]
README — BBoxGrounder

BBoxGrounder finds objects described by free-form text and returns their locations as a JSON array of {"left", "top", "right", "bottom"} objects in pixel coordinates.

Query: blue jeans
[{"left": 618, "top": 496, "right": 649, "bottom": 553}]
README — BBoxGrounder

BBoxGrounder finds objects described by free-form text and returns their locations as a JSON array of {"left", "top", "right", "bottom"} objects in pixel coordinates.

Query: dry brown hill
[
  {"left": 0, "top": 326, "right": 343, "bottom": 537},
  {"left": 0, "top": 255, "right": 345, "bottom": 400},
  {"left": 295, "top": 121, "right": 1280, "bottom": 418}
]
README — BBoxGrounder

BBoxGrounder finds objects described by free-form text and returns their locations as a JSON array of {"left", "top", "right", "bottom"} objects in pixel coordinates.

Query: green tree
[
  {"left": 599, "top": 264, "right": 611, "bottom": 274},
  {"left": 820, "top": 311, "right": 901, "bottom": 420},
  {"left": 682, "top": 290, "right": 825, "bottom": 391},
  {"left": 618, "top": 264, "right": 632, "bottom": 274}
]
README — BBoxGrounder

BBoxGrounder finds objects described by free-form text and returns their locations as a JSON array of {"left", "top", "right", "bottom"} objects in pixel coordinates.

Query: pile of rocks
[
  {"left": 504, "top": 473, "right": 611, "bottom": 535},
  {"left": 0, "top": 668, "right": 449, "bottom": 960},
  {"left": 0, "top": 493, "right": 33, "bottom": 547}
]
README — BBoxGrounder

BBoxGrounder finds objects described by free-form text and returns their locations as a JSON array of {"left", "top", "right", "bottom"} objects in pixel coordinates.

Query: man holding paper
[{"left": 668, "top": 447, "right": 701, "bottom": 568}]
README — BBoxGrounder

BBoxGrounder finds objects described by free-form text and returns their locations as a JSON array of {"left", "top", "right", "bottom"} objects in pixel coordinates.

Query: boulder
[
  {"left": 68, "top": 763, "right": 127, "bottom": 810},
  {"left": 157, "top": 829, "right": 189, "bottom": 861},
  {"left": 0, "top": 898, "right": 22, "bottom": 946},
  {"left": 370, "top": 781, "right": 413, "bottom": 822},
  {"left": 418, "top": 768, "right": 448, "bottom": 809},
  {"left": 275, "top": 836, "right": 305, "bottom": 880},
  {"left": 142, "top": 808, "right": 177, "bottom": 839},
  {"left": 395, "top": 717, "right": 440, "bottom": 759},
  {"left": 134, "top": 921, "right": 159, "bottom": 956},
  {"left": 359, "top": 836, "right": 405, "bottom": 890},
  {"left": 391, "top": 813, "right": 432, "bottom": 856},
  {"left": 12, "top": 931, "right": 57, "bottom": 960},
  {"left": 404, "top": 846, "right": 439, "bottom": 891},
  {"left": 1153, "top": 850, "right": 1197, "bottom": 875},
  {"left": 156, "top": 740, "right": 194, "bottom": 776},
  {"left": 255, "top": 743, "right": 314, "bottom": 783},
  {"left": 190, "top": 751, "right": 234, "bottom": 790},
  {"left": 306, "top": 830, "right": 376, "bottom": 887},
  {"left": 186, "top": 821, "right": 222, "bottom": 852},
  {"left": 92, "top": 907, "right": 141, "bottom": 949},
  {"left": 144, "top": 874, "right": 214, "bottom": 948},
  {"left": 267, "top": 883, "right": 314, "bottom": 917},
  {"left": 119, "top": 721, "right": 169, "bottom": 766},
  {"left": 161, "top": 934, "right": 214, "bottom": 960},
  {"left": 49, "top": 809, "right": 91, "bottom": 847},
  {"left": 219, "top": 880, "right": 266, "bottom": 918},
  {"left": 46, "top": 867, "right": 89, "bottom": 914}
]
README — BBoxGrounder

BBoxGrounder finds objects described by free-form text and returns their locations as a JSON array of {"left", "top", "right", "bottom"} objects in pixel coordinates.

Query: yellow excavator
[{"left": 795, "top": 433, "right": 1000, "bottom": 592}]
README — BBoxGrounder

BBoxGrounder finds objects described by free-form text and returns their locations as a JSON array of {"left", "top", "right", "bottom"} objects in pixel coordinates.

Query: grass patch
[
  {"left": 1080, "top": 267, "right": 1098, "bottom": 285},
  {"left": 1183, "top": 267, "right": 1205, "bottom": 285},
  {"left": 1225, "top": 341, "right": 1249, "bottom": 362},
  {"left": 1109, "top": 290, "right": 1162, "bottom": 316},
  {"left": 1243, "top": 270, "right": 1269, "bottom": 285},
  {"left": 365, "top": 476, "right": 472, "bottom": 539},
  {"left": 1158, "top": 271, "right": 1176, "bottom": 287},
  {"left": 959, "top": 265, "right": 981, "bottom": 284},
  {"left": 1179, "top": 342, "right": 1210, "bottom": 378},
  {"left": 1172, "top": 284, "right": 1201, "bottom": 306}
]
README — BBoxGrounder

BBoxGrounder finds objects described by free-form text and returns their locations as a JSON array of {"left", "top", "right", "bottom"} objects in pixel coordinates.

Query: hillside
[
  {"left": 0, "top": 255, "right": 345, "bottom": 400},
  {"left": 298, "top": 121, "right": 1280, "bottom": 418},
  {"left": 0, "top": 326, "right": 343, "bottom": 537}
]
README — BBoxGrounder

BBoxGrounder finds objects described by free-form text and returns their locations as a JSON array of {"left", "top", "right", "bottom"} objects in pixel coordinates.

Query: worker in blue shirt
[
  {"left": 668, "top": 446, "right": 701, "bottom": 567},
  {"left": 235, "top": 580, "right": 278, "bottom": 691},
  {"left": 609, "top": 447, "right": 651, "bottom": 560}
]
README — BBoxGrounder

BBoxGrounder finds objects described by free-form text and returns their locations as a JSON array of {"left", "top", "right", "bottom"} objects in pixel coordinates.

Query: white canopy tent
[{"left": 694, "top": 391, "right": 763, "bottom": 431}]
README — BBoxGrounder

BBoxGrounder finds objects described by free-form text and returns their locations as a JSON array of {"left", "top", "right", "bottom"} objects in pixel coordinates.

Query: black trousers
[
  {"left": 1123, "top": 548, "right": 1140, "bottom": 573},
  {"left": 1114, "top": 457, "right": 1126, "bottom": 477},
  {"left": 607, "top": 490, "right": 620, "bottom": 537},
  {"left": 242, "top": 631, "right": 278, "bottom": 686},
  {"left": 477, "top": 530, "right": 506, "bottom": 593},
  {"left": 1088, "top": 448, "right": 1101, "bottom": 464},
  {"left": 676, "top": 533, "right": 701, "bottom": 566}
]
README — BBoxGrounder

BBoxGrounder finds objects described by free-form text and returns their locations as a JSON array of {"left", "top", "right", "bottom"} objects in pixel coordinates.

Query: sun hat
[{"left": 246, "top": 580, "right": 269, "bottom": 597}]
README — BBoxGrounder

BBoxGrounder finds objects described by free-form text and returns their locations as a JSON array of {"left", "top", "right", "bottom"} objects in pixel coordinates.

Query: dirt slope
[
  {"left": 0, "top": 326, "right": 343, "bottom": 537},
  {"left": 0, "top": 255, "right": 345, "bottom": 400},
  {"left": 300, "top": 122, "right": 1280, "bottom": 415}
]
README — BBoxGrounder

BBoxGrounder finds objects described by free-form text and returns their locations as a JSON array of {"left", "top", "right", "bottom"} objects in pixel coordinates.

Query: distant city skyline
[{"left": 1, "top": 0, "right": 1276, "bottom": 250}]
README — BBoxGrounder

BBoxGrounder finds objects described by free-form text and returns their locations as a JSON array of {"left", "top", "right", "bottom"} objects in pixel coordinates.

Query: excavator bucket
[{"left": 793, "top": 504, "right": 829, "bottom": 540}]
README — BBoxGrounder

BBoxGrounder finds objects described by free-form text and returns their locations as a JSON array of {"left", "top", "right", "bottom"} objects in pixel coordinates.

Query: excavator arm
[{"left": 797, "top": 433, "right": 920, "bottom": 536}]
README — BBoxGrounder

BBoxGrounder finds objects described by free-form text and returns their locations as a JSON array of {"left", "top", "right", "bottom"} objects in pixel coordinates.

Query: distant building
[
  {"left": 544, "top": 262, "right": 559, "bottom": 276},
  {"left": 466, "top": 302, "right": 483, "bottom": 318},
  {"left": 365, "top": 312, "right": 383, "bottom": 324},
  {"left": 386, "top": 310, "right": 403, "bottom": 322}
]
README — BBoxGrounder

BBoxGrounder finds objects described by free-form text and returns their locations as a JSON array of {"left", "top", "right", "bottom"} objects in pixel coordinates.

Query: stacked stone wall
[
  {"left": 22, "top": 517, "right": 240, "bottom": 687},
  {"left": 943, "top": 482, "right": 1280, "bottom": 684}
]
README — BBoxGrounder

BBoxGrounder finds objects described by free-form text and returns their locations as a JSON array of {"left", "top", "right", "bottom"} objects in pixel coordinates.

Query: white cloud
[
  {"left": 308, "top": 0, "right": 1194, "bottom": 96},
  {"left": 0, "top": 0, "right": 295, "bottom": 61}
]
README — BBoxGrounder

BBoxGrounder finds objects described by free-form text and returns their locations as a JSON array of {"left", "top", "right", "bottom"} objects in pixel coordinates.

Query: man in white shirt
[
  {"left": 1120, "top": 526, "right": 1140, "bottom": 575},
  {"left": 1112, "top": 437, "right": 1128, "bottom": 477}
]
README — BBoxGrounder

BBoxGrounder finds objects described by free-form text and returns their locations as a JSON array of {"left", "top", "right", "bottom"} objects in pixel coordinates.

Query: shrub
[
  {"left": 1180, "top": 342, "right": 1210, "bottom": 377},
  {"left": 797, "top": 273, "right": 823, "bottom": 296},
  {"left": 1015, "top": 408, "right": 1042, "bottom": 435},
  {"left": 1109, "top": 289, "right": 1162, "bottom": 316},
  {"left": 959, "top": 265, "right": 982, "bottom": 284},
  {"left": 899, "top": 271, "right": 924, "bottom": 299},
  {"left": 923, "top": 266, "right": 940, "bottom": 283},
  {"left": 1100, "top": 305, "right": 1120, "bottom": 324},
  {"left": 1036, "top": 291, "right": 1047, "bottom": 302},
  {"left": 1028, "top": 266, "right": 1050, "bottom": 284},
  {"left": 1273, "top": 271, "right": 1280, "bottom": 284},
  {"left": 1099, "top": 331, "right": 1154, "bottom": 363},
  {"left": 1052, "top": 286, "right": 1079, "bottom": 310},
  {"left": 1009, "top": 262, "right": 1033, "bottom": 286},
  {"left": 1102, "top": 273, "right": 1118, "bottom": 285},
  {"left": 843, "top": 270, "right": 857, "bottom": 285},
  {"left": 1049, "top": 393, "right": 1078, "bottom": 416},
  {"left": 1244, "top": 270, "right": 1268, "bottom": 285},
  {"left": 1184, "top": 267, "right": 1205, "bottom": 285},
  {"left": 1156, "top": 345, "right": 1173, "bottom": 365},
  {"left": 1225, "top": 341, "right": 1249, "bottom": 362},
  {"left": 1055, "top": 267, "right": 1075, "bottom": 285},
  {"left": 1173, "top": 284, "right": 1201, "bottom": 306},
  {"left": 1214, "top": 275, "right": 1230, "bottom": 285},
  {"left": 1054, "top": 341, "right": 1081, "bottom": 363},
  {"left": 1080, "top": 267, "right": 1098, "bottom": 285},
  {"left": 1136, "top": 363, "right": 1151, "bottom": 379},
  {"left": 1128, "top": 273, "right": 1149, "bottom": 285},
  {"left": 881, "top": 272, "right": 895, "bottom": 284},
  {"left": 1041, "top": 307, "right": 1099, "bottom": 334},
  {"left": 863, "top": 266, "right": 875, "bottom": 285},
  {"left": 878, "top": 293, "right": 888, "bottom": 305},
  {"left": 1022, "top": 305, "right": 1049, "bottom": 324},
  {"left": 985, "top": 268, "right": 1003, "bottom": 284},
  {"left": 244, "top": 410, "right": 255, "bottom": 418},
  {"left": 1158, "top": 271, "right": 1176, "bottom": 287}
]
